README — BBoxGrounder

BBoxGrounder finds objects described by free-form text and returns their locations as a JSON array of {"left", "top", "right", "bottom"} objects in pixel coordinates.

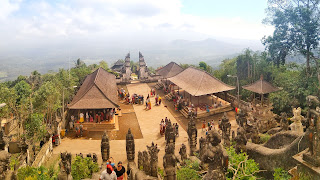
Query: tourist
[
  {"left": 80, "top": 123, "right": 83, "bottom": 137},
  {"left": 155, "top": 94, "right": 158, "bottom": 105},
  {"left": 80, "top": 112, "right": 84, "bottom": 123},
  {"left": 75, "top": 126, "right": 79, "bottom": 137},
  {"left": 202, "top": 120, "right": 206, "bottom": 131},
  {"left": 158, "top": 96, "right": 162, "bottom": 105},
  {"left": 86, "top": 111, "right": 89, "bottom": 122},
  {"left": 107, "top": 157, "right": 116, "bottom": 169},
  {"left": 175, "top": 123, "right": 179, "bottom": 137},
  {"left": 148, "top": 99, "right": 151, "bottom": 109},
  {"left": 100, "top": 164, "right": 117, "bottom": 180},
  {"left": 69, "top": 119, "right": 74, "bottom": 130},
  {"left": 90, "top": 115, "right": 93, "bottom": 122},
  {"left": 150, "top": 89, "right": 153, "bottom": 96},
  {"left": 142, "top": 95, "right": 144, "bottom": 105},
  {"left": 101, "top": 111, "right": 104, "bottom": 121},
  {"left": 218, "top": 101, "right": 223, "bottom": 107},
  {"left": 114, "top": 161, "right": 127, "bottom": 180},
  {"left": 214, "top": 102, "right": 217, "bottom": 108}
]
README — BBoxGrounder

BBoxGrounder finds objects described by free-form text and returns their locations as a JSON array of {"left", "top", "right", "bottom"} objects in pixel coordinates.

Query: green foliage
[
  {"left": 24, "top": 113, "right": 47, "bottom": 141},
  {"left": 71, "top": 156, "right": 99, "bottom": 180},
  {"left": 10, "top": 153, "right": 20, "bottom": 171},
  {"left": 158, "top": 167, "right": 164, "bottom": 178},
  {"left": 17, "top": 166, "right": 57, "bottom": 180},
  {"left": 226, "top": 146, "right": 260, "bottom": 180},
  {"left": 184, "top": 159, "right": 201, "bottom": 171},
  {"left": 176, "top": 167, "right": 201, "bottom": 180},
  {"left": 259, "top": 133, "right": 271, "bottom": 144},
  {"left": 273, "top": 168, "right": 290, "bottom": 180}
]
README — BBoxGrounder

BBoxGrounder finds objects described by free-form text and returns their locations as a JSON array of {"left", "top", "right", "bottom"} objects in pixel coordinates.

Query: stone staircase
[
  {"left": 165, "top": 92, "right": 174, "bottom": 101},
  {"left": 154, "top": 82, "right": 164, "bottom": 90},
  {"left": 179, "top": 106, "right": 189, "bottom": 118}
]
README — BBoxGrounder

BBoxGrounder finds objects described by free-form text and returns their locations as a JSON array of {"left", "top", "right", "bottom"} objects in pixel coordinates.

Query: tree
[
  {"left": 24, "top": 113, "right": 47, "bottom": 142},
  {"left": 264, "top": 0, "right": 320, "bottom": 74}
]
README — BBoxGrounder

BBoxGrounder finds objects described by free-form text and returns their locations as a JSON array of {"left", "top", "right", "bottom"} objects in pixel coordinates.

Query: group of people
[
  {"left": 159, "top": 117, "right": 179, "bottom": 136},
  {"left": 100, "top": 157, "right": 127, "bottom": 180},
  {"left": 69, "top": 109, "right": 115, "bottom": 127},
  {"left": 202, "top": 119, "right": 215, "bottom": 134}
]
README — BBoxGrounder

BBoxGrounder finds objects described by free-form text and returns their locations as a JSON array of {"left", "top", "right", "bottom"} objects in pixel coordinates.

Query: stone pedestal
[{"left": 293, "top": 149, "right": 320, "bottom": 179}]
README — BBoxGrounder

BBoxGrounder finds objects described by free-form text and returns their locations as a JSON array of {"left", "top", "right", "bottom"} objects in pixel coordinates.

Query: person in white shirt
[{"left": 100, "top": 164, "right": 117, "bottom": 180}]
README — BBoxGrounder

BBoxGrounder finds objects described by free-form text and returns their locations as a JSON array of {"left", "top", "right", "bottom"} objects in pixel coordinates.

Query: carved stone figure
[
  {"left": 18, "top": 137, "right": 28, "bottom": 154},
  {"left": 280, "top": 112, "right": 289, "bottom": 131},
  {"left": 201, "top": 129, "right": 226, "bottom": 180},
  {"left": 187, "top": 116, "right": 197, "bottom": 156},
  {"left": 234, "top": 127, "right": 247, "bottom": 153},
  {"left": 165, "top": 121, "right": 175, "bottom": 145},
  {"left": 101, "top": 131, "right": 110, "bottom": 162},
  {"left": 147, "top": 142, "right": 160, "bottom": 177},
  {"left": 199, "top": 137, "right": 206, "bottom": 159},
  {"left": 163, "top": 143, "right": 177, "bottom": 180},
  {"left": 220, "top": 112, "right": 231, "bottom": 146},
  {"left": 251, "top": 126, "right": 260, "bottom": 144},
  {"left": 179, "top": 144, "right": 187, "bottom": 165},
  {"left": 303, "top": 96, "right": 320, "bottom": 167},
  {"left": 0, "top": 129, "right": 5, "bottom": 150},
  {"left": 142, "top": 150, "right": 150, "bottom": 175},
  {"left": 58, "top": 152, "right": 72, "bottom": 180},
  {"left": 290, "top": 107, "right": 304, "bottom": 133},
  {"left": 138, "top": 151, "right": 143, "bottom": 170},
  {"left": 92, "top": 153, "right": 98, "bottom": 163},
  {"left": 236, "top": 109, "right": 247, "bottom": 128},
  {"left": 0, "top": 151, "right": 10, "bottom": 179},
  {"left": 126, "top": 129, "right": 135, "bottom": 162}
]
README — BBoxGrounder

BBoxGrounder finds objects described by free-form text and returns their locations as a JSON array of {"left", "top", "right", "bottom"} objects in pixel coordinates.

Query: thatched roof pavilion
[
  {"left": 68, "top": 67, "right": 119, "bottom": 109},
  {"left": 242, "top": 75, "right": 280, "bottom": 94},
  {"left": 156, "top": 62, "right": 184, "bottom": 79},
  {"left": 168, "top": 67, "right": 235, "bottom": 96}
]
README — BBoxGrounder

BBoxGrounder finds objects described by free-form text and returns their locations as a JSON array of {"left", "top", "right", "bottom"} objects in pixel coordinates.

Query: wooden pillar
[
  {"left": 212, "top": 94, "right": 214, "bottom": 105},
  {"left": 78, "top": 109, "right": 80, "bottom": 122},
  {"left": 261, "top": 94, "right": 263, "bottom": 106},
  {"left": 198, "top": 96, "right": 199, "bottom": 106},
  {"left": 190, "top": 94, "right": 192, "bottom": 104},
  {"left": 224, "top": 91, "right": 227, "bottom": 101},
  {"left": 93, "top": 109, "right": 96, "bottom": 122}
]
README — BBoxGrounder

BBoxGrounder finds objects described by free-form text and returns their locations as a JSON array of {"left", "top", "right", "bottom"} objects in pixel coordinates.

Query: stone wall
[
  {"left": 32, "top": 137, "right": 53, "bottom": 167},
  {"left": 246, "top": 131, "right": 308, "bottom": 171}
]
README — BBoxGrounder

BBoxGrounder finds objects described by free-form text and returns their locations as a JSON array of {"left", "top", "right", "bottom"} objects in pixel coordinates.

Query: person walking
[
  {"left": 114, "top": 161, "right": 127, "bottom": 180},
  {"left": 202, "top": 120, "right": 206, "bottom": 131},
  {"left": 158, "top": 96, "right": 162, "bottom": 105},
  {"left": 100, "top": 164, "right": 117, "bottom": 180}
]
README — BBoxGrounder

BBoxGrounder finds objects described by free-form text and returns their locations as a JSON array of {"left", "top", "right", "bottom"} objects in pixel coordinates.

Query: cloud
[{"left": 0, "top": 0, "right": 273, "bottom": 55}]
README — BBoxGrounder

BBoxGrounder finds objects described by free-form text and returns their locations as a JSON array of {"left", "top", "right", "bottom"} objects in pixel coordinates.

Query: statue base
[
  {"left": 303, "top": 151, "right": 320, "bottom": 167},
  {"left": 293, "top": 149, "right": 320, "bottom": 179}
]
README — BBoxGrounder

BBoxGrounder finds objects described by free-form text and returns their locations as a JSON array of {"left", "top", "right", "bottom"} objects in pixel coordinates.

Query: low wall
[
  {"left": 246, "top": 131, "right": 307, "bottom": 171},
  {"left": 127, "top": 162, "right": 157, "bottom": 180},
  {"left": 32, "top": 137, "right": 53, "bottom": 167}
]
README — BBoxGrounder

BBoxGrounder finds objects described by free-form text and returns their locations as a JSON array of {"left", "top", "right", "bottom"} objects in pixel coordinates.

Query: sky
[{"left": 0, "top": 0, "right": 273, "bottom": 56}]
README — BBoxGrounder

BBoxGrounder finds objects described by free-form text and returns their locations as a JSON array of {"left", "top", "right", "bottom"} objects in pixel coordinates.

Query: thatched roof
[
  {"left": 168, "top": 67, "right": 235, "bottom": 96},
  {"left": 68, "top": 67, "right": 119, "bottom": 109},
  {"left": 242, "top": 75, "right": 280, "bottom": 94},
  {"left": 156, "top": 62, "right": 184, "bottom": 79}
]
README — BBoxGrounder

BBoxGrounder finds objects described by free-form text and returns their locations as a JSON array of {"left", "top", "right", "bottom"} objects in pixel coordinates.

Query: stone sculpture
[
  {"left": 201, "top": 129, "right": 226, "bottom": 180},
  {"left": 163, "top": 143, "right": 177, "bottom": 180},
  {"left": 147, "top": 142, "right": 160, "bottom": 177},
  {"left": 236, "top": 108, "right": 247, "bottom": 128},
  {"left": 234, "top": 127, "right": 247, "bottom": 153},
  {"left": 126, "top": 128, "right": 135, "bottom": 162},
  {"left": 220, "top": 112, "right": 231, "bottom": 146},
  {"left": 58, "top": 152, "right": 72, "bottom": 180},
  {"left": 18, "top": 137, "right": 28, "bottom": 154},
  {"left": 179, "top": 144, "right": 187, "bottom": 165},
  {"left": 165, "top": 121, "right": 175, "bottom": 145},
  {"left": 101, "top": 131, "right": 110, "bottom": 162},
  {"left": 290, "top": 107, "right": 304, "bottom": 133},
  {"left": 0, "top": 129, "right": 5, "bottom": 150},
  {"left": 280, "top": 112, "right": 289, "bottom": 131},
  {"left": 142, "top": 150, "right": 150, "bottom": 175},
  {"left": 0, "top": 151, "right": 10, "bottom": 179},
  {"left": 187, "top": 116, "right": 197, "bottom": 156},
  {"left": 92, "top": 153, "right": 98, "bottom": 163},
  {"left": 138, "top": 151, "right": 143, "bottom": 170}
]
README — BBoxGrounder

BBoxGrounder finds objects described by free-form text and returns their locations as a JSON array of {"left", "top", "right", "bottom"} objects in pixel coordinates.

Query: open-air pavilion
[
  {"left": 167, "top": 67, "right": 235, "bottom": 118},
  {"left": 68, "top": 67, "right": 120, "bottom": 131}
]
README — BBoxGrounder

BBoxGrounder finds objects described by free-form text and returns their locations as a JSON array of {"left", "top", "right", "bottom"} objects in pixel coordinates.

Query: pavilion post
[
  {"left": 190, "top": 94, "right": 192, "bottom": 104},
  {"left": 261, "top": 94, "right": 263, "bottom": 105},
  {"left": 78, "top": 109, "right": 80, "bottom": 122},
  {"left": 198, "top": 96, "right": 199, "bottom": 106},
  {"left": 212, "top": 94, "right": 214, "bottom": 105},
  {"left": 93, "top": 109, "right": 96, "bottom": 122}
]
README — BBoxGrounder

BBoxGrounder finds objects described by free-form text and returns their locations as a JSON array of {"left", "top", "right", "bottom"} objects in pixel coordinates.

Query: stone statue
[
  {"left": 0, "top": 129, "right": 5, "bottom": 150},
  {"left": 290, "top": 107, "right": 304, "bottom": 133},
  {"left": 280, "top": 112, "right": 289, "bottom": 131},
  {"left": 126, "top": 129, "right": 135, "bottom": 162},
  {"left": 58, "top": 152, "right": 72, "bottom": 180},
  {"left": 201, "top": 129, "right": 226, "bottom": 180},
  {"left": 187, "top": 116, "right": 197, "bottom": 156},
  {"left": 138, "top": 151, "right": 143, "bottom": 170},
  {"left": 163, "top": 143, "right": 177, "bottom": 180},
  {"left": 147, "top": 142, "right": 160, "bottom": 177},
  {"left": 236, "top": 108, "right": 247, "bottom": 128},
  {"left": 0, "top": 151, "right": 10, "bottom": 179},
  {"left": 234, "top": 127, "right": 247, "bottom": 153},
  {"left": 179, "top": 144, "right": 187, "bottom": 165},
  {"left": 18, "top": 137, "right": 28, "bottom": 154},
  {"left": 92, "top": 153, "right": 98, "bottom": 163},
  {"left": 303, "top": 96, "right": 320, "bottom": 167},
  {"left": 142, "top": 150, "right": 150, "bottom": 175},
  {"left": 101, "top": 131, "right": 110, "bottom": 162},
  {"left": 220, "top": 112, "right": 231, "bottom": 146},
  {"left": 231, "top": 130, "right": 235, "bottom": 141},
  {"left": 199, "top": 137, "right": 206, "bottom": 160},
  {"left": 251, "top": 125, "right": 260, "bottom": 144},
  {"left": 165, "top": 121, "right": 175, "bottom": 145}
]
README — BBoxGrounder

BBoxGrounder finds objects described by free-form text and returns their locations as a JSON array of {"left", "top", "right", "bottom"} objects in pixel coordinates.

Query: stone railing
[{"left": 32, "top": 137, "right": 53, "bottom": 167}]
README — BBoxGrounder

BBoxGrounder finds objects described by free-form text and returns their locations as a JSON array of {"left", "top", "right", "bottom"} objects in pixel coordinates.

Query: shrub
[
  {"left": 17, "top": 166, "right": 57, "bottom": 180},
  {"left": 184, "top": 159, "right": 200, "bottom": 171},
  {"left": 273, "top": 168, "right": 290, "bottom": 180},
  {"left": 177, "top": 167, "right": 201, "bottom": 180},
  {"left": 226, "top": 146, "right": 260, "bottom": 180},
  {"left": 259, "top": 133, "right": 271, "bottom": 144},
  {"left": 71, "top": 156, "right": 99, "bottom": 180}
]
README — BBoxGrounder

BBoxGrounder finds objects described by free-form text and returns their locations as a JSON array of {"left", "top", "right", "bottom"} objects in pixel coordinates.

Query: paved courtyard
[{"left": 52, "top": 82, "right": 236, "bottom": 168}]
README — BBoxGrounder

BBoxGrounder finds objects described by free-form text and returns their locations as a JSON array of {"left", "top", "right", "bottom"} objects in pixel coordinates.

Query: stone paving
[{"left": 52, "top": 82, "right": 235, "bottom": 168}]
